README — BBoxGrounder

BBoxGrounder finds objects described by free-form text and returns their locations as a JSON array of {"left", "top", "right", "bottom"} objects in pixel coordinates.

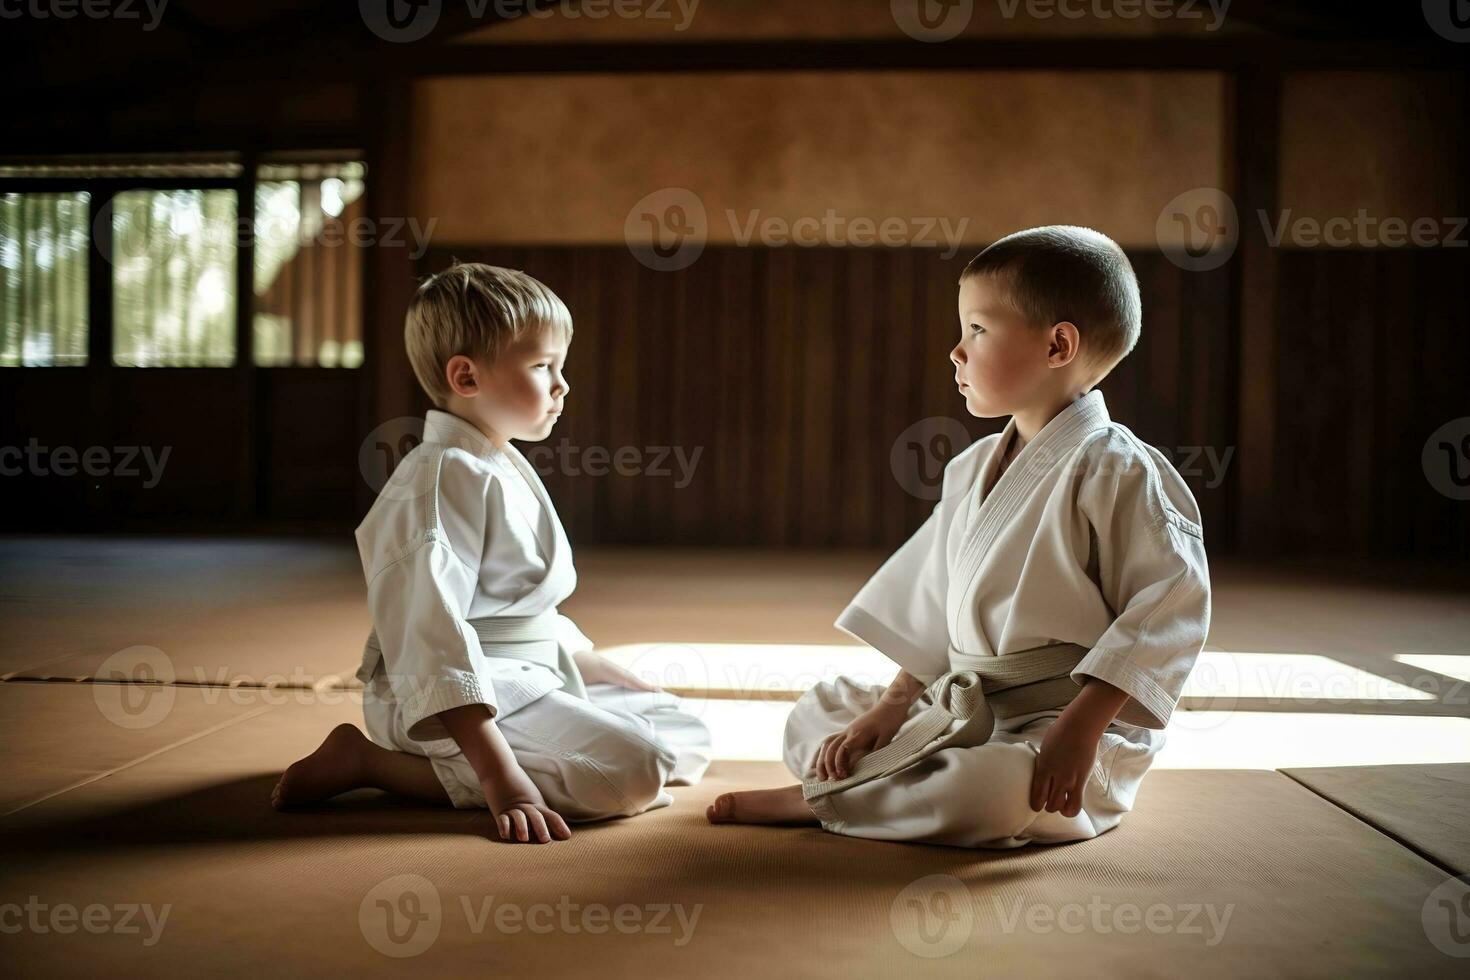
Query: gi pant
[
  {"left": 786, "top": 675, "right": 1163, "bottom": 848},
  {"left": 364, "top": 673, "right": 712, "bottom": 820}
]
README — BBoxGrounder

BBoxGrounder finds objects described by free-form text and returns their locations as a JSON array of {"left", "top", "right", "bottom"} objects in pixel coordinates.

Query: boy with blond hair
[{"left": 275, "top": 263, "right": 711, "bottom": 843}]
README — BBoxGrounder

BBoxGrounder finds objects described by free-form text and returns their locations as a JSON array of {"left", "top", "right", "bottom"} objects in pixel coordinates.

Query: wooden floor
[{"left": 1, "top": 536, "right": 1468, "bottom": 977}]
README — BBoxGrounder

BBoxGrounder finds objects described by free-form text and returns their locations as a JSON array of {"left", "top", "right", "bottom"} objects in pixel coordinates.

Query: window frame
[{"left": 0, "top": 151, "right": 367, "bottom": 372}]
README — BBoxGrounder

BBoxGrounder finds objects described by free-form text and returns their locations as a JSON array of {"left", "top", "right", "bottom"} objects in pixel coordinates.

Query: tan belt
[
  {"left": 803, "top": 642, "right": 1086, "bottom": 802},
  {"left": 365, "top": 611, "right": 588, "bottom": 701},
  {"left": 949, "top": 642, "right": 1087, "bottom": 722}
]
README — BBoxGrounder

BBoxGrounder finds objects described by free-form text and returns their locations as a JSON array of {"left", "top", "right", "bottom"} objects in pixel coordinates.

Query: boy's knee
[{"left": 564, "top": 719, "right": 676, "bottom": 819}]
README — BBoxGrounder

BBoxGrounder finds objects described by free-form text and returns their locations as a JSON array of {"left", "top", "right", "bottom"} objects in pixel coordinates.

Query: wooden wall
[{"left": 418, "top": 245, "right": 1237, "bottom": 549}]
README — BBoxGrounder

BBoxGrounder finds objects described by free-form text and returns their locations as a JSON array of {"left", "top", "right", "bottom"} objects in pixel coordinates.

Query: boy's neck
[
  {"left": 1010, "top": 385, "right": 1092, "bottom": 448},
  {"left": 442, "top": 399, "right": 511, "bottom": 449}
]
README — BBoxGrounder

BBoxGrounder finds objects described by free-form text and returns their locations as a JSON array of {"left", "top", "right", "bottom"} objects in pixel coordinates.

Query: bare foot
[
  {"left": 706, "top": 785, "right": 820, "bottom": 826},
  {"left": 272, "top": 723, "right": 370, "bottom": 810}
]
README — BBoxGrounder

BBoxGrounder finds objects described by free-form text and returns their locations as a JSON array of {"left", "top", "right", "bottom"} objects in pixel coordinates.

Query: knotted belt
[
  {"left": 802, "top": 641, "right": 1087, "bottom": 801},
  {"left": 364, "top": 610, "right": 588, "bottom": 701}
]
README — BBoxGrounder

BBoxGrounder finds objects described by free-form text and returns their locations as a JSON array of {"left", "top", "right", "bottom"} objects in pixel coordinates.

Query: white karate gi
[
  {"left": 786, "top": 390, "right": 1211, "bottom": 847},
  {"left": 355, "top": 409, "right": 711, "bottom": 819}
]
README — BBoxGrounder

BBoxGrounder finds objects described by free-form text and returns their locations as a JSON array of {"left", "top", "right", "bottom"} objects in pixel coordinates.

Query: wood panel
[
  {"left": 1276, "top": 248, "right": 1470, "bottom": 559},
  {"left": 419, "top": 245, "right": 1238, "bottom": 551}
]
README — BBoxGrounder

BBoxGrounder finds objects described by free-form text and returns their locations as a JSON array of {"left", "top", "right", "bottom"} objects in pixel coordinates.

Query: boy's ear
[
  {"left": 1048, "top": 321, "right": 1081, "bottom": 367},
  {"left": 444, "top": 354, "right": 480, "bottom": 398}
]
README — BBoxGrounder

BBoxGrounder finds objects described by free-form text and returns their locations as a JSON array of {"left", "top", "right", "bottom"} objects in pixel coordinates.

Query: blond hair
[{"left": 404, "top": 262, "right": 572, "bottom": 408}]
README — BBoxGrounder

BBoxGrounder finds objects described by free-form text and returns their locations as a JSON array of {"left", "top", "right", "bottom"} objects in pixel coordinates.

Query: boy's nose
[{"left": 949, "top": 344, "right": 965, "bottom": 366}]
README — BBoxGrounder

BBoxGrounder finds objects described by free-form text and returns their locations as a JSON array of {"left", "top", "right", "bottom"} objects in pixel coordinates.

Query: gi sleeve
[
  {"left": 365, "top": 450, "right": 500, "bottom": 743},
  {"left": 1070, "top": 441, "right": 1212, "bottom": 730}
]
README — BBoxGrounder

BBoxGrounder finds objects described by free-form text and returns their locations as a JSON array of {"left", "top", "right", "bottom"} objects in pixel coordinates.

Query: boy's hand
[
  {"left": 814, "top": 700, "right": 908, "bottom": 781},
  {"left": 573, "top": 649, "right": 663, "bottom": 692},
  {"left": 1029, "top": 717, "right": 1100, "bottom": 818},
  {"left": 480, "top": 767, "right": 572, "bottom": 844}
]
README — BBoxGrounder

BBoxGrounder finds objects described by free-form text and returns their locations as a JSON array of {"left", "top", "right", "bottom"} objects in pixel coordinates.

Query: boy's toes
[{"left": 706, "top": 794, "right": 735, "bottom": 823}]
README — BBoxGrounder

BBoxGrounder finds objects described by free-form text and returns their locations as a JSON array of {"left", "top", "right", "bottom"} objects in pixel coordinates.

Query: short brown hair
[
  {"left": 404, "top": 262, "right": 572, "bottom": 408},
  {"left": 960, "top": 225, "right": 1141, "bottom": 383}
]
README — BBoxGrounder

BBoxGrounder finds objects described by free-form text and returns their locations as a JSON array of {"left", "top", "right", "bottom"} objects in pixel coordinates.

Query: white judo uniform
[
  {"left": 786, "top": 390, "right": 1211, "bottom": 848},
  {"left": 355, "top": 409, "right": 711, "bottom": 819}
]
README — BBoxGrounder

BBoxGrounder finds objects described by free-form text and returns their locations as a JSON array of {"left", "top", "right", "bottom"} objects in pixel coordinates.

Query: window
[
  {"left": 254, "top": 159, "right": 366, "bottom": 367},
  {"left": 111, "top": 189, "right": 239, "bottom": 367},
  {"left": 0, "top": 153, "right": 366, "bottom": 369},
  {"left": 0, "top": 192, "right": 90, "bottom": 366}
]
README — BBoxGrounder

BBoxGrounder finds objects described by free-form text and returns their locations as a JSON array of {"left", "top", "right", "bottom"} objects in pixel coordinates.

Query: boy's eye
[{"left": 970, "top": 323, "right": 985, "bottom": 334}]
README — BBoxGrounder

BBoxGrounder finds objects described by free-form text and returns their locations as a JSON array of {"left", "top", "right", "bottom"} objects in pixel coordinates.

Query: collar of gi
[{"left": 422, "top": 409, "right": 506, "bottom": 462}]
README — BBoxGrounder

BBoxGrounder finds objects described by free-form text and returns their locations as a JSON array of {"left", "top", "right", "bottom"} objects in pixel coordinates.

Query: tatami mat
[
  {"left": 1281, "top": 763, "right": 1470, "bottom": 876},
  {"left": 0, "top": 682, "right": 278, "bottom": 817},
  {"left": 2, "top": 695, "right": 1466, "bottom": 977},
  {"left": 0, "top": 536, "right": 369, "bottom": 686}
]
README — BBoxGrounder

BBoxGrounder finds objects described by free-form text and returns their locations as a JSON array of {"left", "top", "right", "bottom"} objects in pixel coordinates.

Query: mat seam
[
  {"left": 1276, "top": 767, "right": 1464, "bottom": 878},
  {"left": 0, "top": 703, "right": 279, "bottom": 819}
]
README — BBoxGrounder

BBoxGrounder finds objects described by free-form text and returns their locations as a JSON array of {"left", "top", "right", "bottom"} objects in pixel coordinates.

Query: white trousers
[
  {"left": 364, "top": 675, "right": 712, "bottom": 820},
  {"left": 784, "top": 676, "right": 1164, "bottom": 848}
]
